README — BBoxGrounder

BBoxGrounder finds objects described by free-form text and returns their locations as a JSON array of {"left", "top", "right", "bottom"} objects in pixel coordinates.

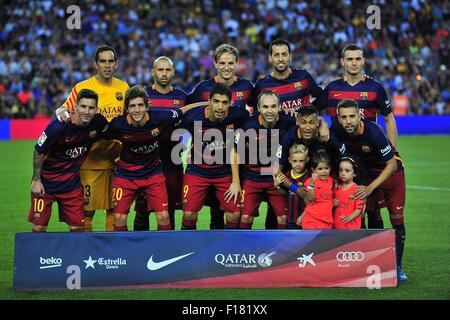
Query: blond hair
[
  {"left": 289, "top": 143, "right": 309, "bottom": 156},
  {"left": 214, "top": 44, "right": 239, "bottom": 62}
]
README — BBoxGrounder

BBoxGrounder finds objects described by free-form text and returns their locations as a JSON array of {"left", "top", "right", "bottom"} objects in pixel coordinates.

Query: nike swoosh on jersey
[{"left": 146, "top": 252, "right": 194, "bottom": 271}]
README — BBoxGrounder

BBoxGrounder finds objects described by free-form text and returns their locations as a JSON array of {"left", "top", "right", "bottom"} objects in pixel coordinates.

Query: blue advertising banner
[{"left": 14, "top": 229, "right": 396, "bottom": 291}]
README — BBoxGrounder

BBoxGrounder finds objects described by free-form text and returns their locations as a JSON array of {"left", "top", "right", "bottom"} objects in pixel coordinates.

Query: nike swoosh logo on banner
[{"left": 147, "top": 252, "right": 194, "bottom": 271}]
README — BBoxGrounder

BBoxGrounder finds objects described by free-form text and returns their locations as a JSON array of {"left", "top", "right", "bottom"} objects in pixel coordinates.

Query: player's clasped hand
[{"left": 225, "top": 182, "right": 241, "bottom": 204}]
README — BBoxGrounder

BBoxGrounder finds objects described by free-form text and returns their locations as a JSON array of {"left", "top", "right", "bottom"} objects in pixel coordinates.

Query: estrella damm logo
[
  {"left": 294, "top": 82, "right": 302, "bottom": 90},
  {"left": 116, "top": 92, "right": 123, "bottom": 101},
  {"left": 360, "top": 92, "right": 369, "bottom": 100},
  {"left": 151, "top": 128, "right": 160, "bottom": 137}
]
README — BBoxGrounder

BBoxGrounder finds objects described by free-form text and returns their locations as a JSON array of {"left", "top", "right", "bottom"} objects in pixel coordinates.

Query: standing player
[
  {"left": 29, "top": 89, "right": 107, "bottom": 232},
  {"left": 181, "top": 83, "right": 249, "bottom": 230},
  {"left": 251, "top": 38, "right": 324, "bottom": 229},
  {"left": 133, "top": 56, "right": 187, "bottom": 231},
  {"left": 313, "top": 43, "right": 399, "bottom": 228},
  {"left": 57, "top": 45, "right": 129, "bottom": 231},
  {"left": 251, "top": 38, "right": 323, "bottom": 112},
  {"left": 186, "top": 44, "right": 254, "bottom": 229},
  {"left": 237, "top": 91, "right": 296, "bottom": 229},
  {"left": 313, "top": 43, "right": 398, "bottom": 149},
  {"left": 332, "top": 99, "right": 408, "bottom": 281},
  {"left": 102, "top": 86, "right": 194, "bottom": 231},
  {"left": 187, "top": 44, "right": 254, "bottom": 109}
]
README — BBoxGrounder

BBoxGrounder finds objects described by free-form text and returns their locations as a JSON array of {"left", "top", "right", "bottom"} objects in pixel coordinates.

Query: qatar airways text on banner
[{"left": 13, "top": 230, "right": 396, "bottom": 291}]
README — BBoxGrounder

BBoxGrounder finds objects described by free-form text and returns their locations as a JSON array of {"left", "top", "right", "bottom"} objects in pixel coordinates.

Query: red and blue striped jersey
[
  {"left": 35, "top": 114, "right": 108, "bottom": 194},
  {"left": 186, "top": 77, "right": 254, "bottom": 109},
  {"left": 287, "top": 169, "right": 311, "bottom": 227},
  {"left": 313, "top": 76, "right": 392, "bottom": 124},
  {"left": 251, "top": 68, "right": 322, "bottom": 110},
  {"left": 146, "top": 86, "right": 187, "bottom": 109},
  {"left": 278, "top": 126, "right": 347, "bottom": 167},
  {"left": 103, "top": 108, "right": 183, "bottom": 180},
  {"left": 181, "top": 105, "right": 249, "bottom": 178},
  {"left": 237, "top": 112, "right": 296, "bottom": 182},
  {"left": 330, "top": 120, "right": 403, "bottom": 177},
  {"left": 146, "top": 86, "right": 187, "bottom": 172}
]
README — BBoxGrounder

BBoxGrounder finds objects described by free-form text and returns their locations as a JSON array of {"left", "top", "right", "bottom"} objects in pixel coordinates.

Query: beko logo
[{"left": 39, "top": 257, "right": 62, "bottom": 269}]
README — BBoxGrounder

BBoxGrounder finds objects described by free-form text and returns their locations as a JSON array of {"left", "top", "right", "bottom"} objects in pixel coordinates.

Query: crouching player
[
  {"left": 274, "top": 144, "right": 311, "bottom": 229},
  {"left": 102, "top": 86, "right": 195, "bottom": 231},
  {"left": 29, "top": 89, "right": 108, "bottom": 232}
]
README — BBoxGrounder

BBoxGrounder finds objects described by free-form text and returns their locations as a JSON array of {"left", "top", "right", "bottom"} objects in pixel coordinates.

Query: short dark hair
[
  {"left": 209, "top": 83, "right": 232, "bottom": 102},
  {"left": 310, "top": 150, "right": 331, "bottom": 169},
  {"left": 341, "top": 43, "right": 364, "bottom": 58},
  {"left": 337, "top": 99, "right": 359, "bottom": 114},
  {"left": 297, "top": 105, "right": 318, "bottom": 118},
  {"left": 125, "top": 85, "right": 149, "bottom": 109},
  {"left": 257, "top": 90, "right": 280, "bottom": 107},
  {"left": 269, "top": 38, "right": 291, "bottom": 55},
  {"left": 94, "top": 45, "right": 118, "bottom": 62},
  {"left": 77, "top": 89, "right": 98, "bottom": 106}
]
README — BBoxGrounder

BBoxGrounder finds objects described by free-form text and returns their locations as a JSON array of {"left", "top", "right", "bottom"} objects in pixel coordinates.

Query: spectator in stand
[{"left": 0, "top": 1, "right": 448, "bottom": 117}]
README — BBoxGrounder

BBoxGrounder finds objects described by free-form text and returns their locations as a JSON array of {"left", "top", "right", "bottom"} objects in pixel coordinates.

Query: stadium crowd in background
[{"left": 0, "top": 0, "right": 449, "bottom": 118}]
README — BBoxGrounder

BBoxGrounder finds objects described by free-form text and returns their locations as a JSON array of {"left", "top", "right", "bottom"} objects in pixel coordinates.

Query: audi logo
[{"left": 336, "top": 251, "right": 365, "bottom": 262}]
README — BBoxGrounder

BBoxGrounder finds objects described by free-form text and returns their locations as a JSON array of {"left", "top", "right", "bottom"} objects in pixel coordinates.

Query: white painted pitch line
[
  {"left": 407, "top": 185, "right": 450, "bottom": 192},
  {"left": 406, "top": 161, "right": 450, "bottom": 167}
]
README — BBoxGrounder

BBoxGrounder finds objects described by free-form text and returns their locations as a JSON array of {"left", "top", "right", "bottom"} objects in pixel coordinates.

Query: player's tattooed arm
[
  {"left": 31, "top": 150, "right": 46, "bottom": 196},
  {"left": 32, "top": 150, "right": 45, "bottom": 181}
]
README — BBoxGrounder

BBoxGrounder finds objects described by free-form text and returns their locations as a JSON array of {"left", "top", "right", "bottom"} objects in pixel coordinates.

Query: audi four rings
[{"left": 336, "top": 251, "right": 365, "bottom": 262}]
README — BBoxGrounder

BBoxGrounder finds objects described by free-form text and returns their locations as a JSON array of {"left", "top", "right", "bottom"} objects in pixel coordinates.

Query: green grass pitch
[{"left": 0, "top": 136, "right": 449, "bottom": 300}]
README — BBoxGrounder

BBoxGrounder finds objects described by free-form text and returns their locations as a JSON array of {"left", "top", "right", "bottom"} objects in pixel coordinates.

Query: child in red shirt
[
  {"left": 333, "top": 157, "right": 366, "bottom": 229},
  {"left": 297, "top": 151, "right": 335, "bottom": 229}
]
